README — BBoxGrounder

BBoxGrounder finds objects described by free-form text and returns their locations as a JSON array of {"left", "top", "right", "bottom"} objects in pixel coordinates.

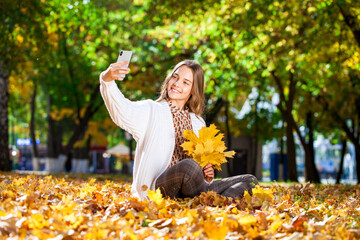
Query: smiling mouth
[{"left": 170, "top": 88, "right": 181, "bottom": 94}]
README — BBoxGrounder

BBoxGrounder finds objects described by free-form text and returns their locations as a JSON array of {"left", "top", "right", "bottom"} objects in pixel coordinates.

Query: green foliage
[{"left": 5, "top": 0, "right": 360, "bottom": 151}]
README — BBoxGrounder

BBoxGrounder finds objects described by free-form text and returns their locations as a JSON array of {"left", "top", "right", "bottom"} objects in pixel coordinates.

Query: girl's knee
[{"left": 180, "top": 158, "right": 202, "bottom": 172}]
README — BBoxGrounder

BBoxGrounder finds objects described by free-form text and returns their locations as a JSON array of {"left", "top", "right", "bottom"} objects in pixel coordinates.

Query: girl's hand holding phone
[{"left": 102, "top": 62, "right": 130, "bottom": 82}]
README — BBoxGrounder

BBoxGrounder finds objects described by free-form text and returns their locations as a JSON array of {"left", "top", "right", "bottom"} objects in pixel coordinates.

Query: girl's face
[{"left": 167, "top": 65, "right": 194, "bottom": 106}]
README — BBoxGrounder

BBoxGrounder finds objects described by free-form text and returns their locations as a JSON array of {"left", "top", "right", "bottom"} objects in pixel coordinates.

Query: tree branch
[
  {"left": 337, "top": 3, "right": 360, "bottom": 48},
  {"left": 288, "top": 70, "right": 297, "bottom": 108},
  {"left": 270, "top": 70, "right": 287, "bottom": 105},
  {"left": 317, "top": 94, "right": 357, "bottom": 144},
  {"left": 205, "top": 97, "right": 225, "bottom": 125},
  {"left": 62, "top": 33, "right": 81, "bottom": 122}
]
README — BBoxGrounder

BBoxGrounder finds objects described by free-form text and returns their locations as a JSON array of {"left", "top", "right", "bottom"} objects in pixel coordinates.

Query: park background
[{"left": 1, "top": 0, "right": 360, "bottom": 185}]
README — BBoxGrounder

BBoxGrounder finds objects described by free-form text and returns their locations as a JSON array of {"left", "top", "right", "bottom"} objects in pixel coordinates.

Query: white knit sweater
[{"left": 99, "top": 77, "right": 206, "bottom": 200}]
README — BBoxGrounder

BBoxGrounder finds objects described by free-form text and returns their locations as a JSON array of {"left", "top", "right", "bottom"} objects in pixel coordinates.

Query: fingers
[
  {"left": 106, "top": 63, "right": 130, "bottom": 81},
  {"left": 110, "top": 61, "right": 130, "bottom": 68},
  {"left": 204, "top": 163, "right": 212, "bottom": 169},
  {"left": 203, "top": 164, "right": 214, "bottom": 183},
  {"left": 203, "top": 168, "right": 213, "bottom": 175},
  {"left": 102, "top": 62, "right": 131, "bottom": 82},
  {"left": 114, "top": 75, "right": 125, "bottom": 81},
  {"left": 203, "top": 165, "right": 214, "bottom": 178},
  {"left": 204, "top": 171, "right": 214, "bottom": 178},
  {"left": 109, "top": 66, "right": 130, "bottom": 73}
]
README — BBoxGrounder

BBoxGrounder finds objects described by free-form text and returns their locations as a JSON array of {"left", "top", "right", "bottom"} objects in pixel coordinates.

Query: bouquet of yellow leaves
[{"left": 181, "top": 124, "right": 235, "bottom": 170}]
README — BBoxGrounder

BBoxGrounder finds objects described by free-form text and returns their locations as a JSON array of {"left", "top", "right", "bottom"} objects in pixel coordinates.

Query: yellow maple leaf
[
  {"left": 0, "top": 211, "right": 6, "bottom": 217},
  {"left": 216, "top": 141, "right": 227, "bottom": 152},
  {"left": 200, "top": 152, "right": 227, "bottom": 170},
  {"left": 270, "top": 219, "right": 284, "bottom": 232},
  {"left": 181, "top": 124, "right": 235, "bottom": 170},
  {"left": 183, "top": 129, "right": 199, "bottom": 143},
  {"left": 185, "top": 209, "right": 199, "bottom": 223},
  {"left": 224, "top": 150, "right": 236, "bottom": 158},
  {"left": 181, "top": 141, "right": 195, "bottom": 153},
  {"left": 203, "top": 139, "right": 215, "bottom": 153},
  {"left": 244, "top": 190, "right": 252, "bottom": 205},
  {"left": 124, "top": 210, "right": 135, "bottom": 220},
  {"left": 31, "top": 229, "right": 56, "bottom": 239},
  {"left": 203, "top": 220, "right": 228, "bottom": 240},
  {"left": 148, "top": 189, "right": 166, "bottom": 209},
  {"left": 252, "top": 185, "right": 274, "bottom": 203},
  {"left": 26, "top": 213, "right": 50, "bottom": 229},
  {"left": 194, "top": 143, "right": 206, "bottom": 156},
  {"left": 238, "top": 215, "right": 258, "bottom": 226},
  {"left": 122, "top": 229, "right": 138, "bottom": 240},
  {"left": 244, "top": 185, "right": 274, "bottom": 209},
  {"left": 85, "top": 227, "right": 110, "bottom": 240},
  {"left": 198, "top": 124, "right": 220, "bottom": 141}
]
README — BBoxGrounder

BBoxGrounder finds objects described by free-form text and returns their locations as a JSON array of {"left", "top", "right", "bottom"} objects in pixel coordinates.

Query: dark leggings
[{"left": 155, "top": 159, "right": 258, "bottom": 199}]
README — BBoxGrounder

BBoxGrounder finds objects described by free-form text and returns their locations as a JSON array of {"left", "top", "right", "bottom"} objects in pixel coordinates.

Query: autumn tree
[
  {"left": 314, "top": 0, "right": 360, "bottom": 183},
  {"left": 143, "top": 0, "right": 360, "bottom": 183},
  {"left": 0, "top": 0, "right": 46, "bottom": 171},
  {"left": 7, "top": 0, "right": 360, "bottom": 182},
  {"left": 10, "top": 0, "right": 199, "bottom": 172}
]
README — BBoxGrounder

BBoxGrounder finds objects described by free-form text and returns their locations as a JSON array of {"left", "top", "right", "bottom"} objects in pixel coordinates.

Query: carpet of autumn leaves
[{"left": 0, "top": 173, "right": 360, "bottom": 240}]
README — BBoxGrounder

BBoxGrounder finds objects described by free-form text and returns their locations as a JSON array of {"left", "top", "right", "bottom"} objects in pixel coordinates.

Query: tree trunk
[
  {"left": 0, "top": 63, "right": 11, "bottom": 171},
  {"left": 277, "top": 106, "right": 298, "bottom": 182},
  {"left": 285, "top": 118, "right": 298, "bottom": 182},
  {"left": 334, "top": 3, "right": 360, "bottom": 183},
  {"left": 322, "top": 96, "right": 360, "bottom": 183},
  {"left": 356, "top": 120, "right": 360, "bottom": 184},
  {"left": 280, "top": 133, "right": 284, "bottom": 164},
  {"left": 46, "top": 94, "right": 63, "bottom": 172},
  {"left": 30, "top": 79, "right": 39, "bottom": 170},
  {"left": 305, "top": 111, "right": 320, "bottom": 183},
  {"left": 272, "top": 70, "right": 298, "bottom": 182},
  {"left": 0, "top": 66, "right": 10, "bottom": 171},
  {"left": 46, "top": 94, "right": 61, "bottom": 159},
  {"left": 355, "top": 144, "right": 360, "bottom": 184},
  {"left": 336, "top": 139, "right": 347, "bottom": 184},
  {"left": 284, "top": 108, "right": 320, "bottom": 183},
  {"left": 272, "top": 70, "right": 319, "bottom": 182},
  {"left": 251, "top": 98, "right": 259, "bottom": 176},
  {"left": 47, "top": 84, "right": 102, "bottom": 173},
  {"left": 71, "top": 136, "right": 91, "bottom": 173},
  {"left": 205, "top": 97, "right": 225, "bottom": 126},
  {"left": 62, "top": 84, "right": 101, "bottom": 156}
]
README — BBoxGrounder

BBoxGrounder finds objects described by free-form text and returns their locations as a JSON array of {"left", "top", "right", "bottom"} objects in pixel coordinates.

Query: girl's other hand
[
  {"left": 203, "top": 163, "right": 214, "bottom": 183},
  {"left": 101, "top": 61, "right": 130, "bottom": 82}
]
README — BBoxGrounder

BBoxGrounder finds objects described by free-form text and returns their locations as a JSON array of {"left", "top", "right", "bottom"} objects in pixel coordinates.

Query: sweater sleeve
[{"left": 99, "top": 75, "right": 151, "bottom": 142}]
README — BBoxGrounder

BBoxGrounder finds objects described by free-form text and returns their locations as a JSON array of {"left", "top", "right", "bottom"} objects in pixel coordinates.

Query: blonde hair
[{"left": 156, "top": 60, "right": 205, "bottom": 116}]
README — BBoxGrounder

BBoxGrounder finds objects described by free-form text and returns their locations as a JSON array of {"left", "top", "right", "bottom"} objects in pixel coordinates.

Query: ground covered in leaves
[{"left": 0, "top": 173, "right": 359, "bottom": 239}]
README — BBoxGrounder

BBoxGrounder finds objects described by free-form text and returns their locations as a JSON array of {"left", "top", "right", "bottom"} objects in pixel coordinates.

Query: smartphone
[{"left": 116, "top": 50, "right": 133, "bottom": 78}]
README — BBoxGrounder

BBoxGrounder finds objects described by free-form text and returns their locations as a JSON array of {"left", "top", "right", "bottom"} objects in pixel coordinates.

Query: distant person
[{"left": 100, "top": 59, "right": 258, "bottom": 200}]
